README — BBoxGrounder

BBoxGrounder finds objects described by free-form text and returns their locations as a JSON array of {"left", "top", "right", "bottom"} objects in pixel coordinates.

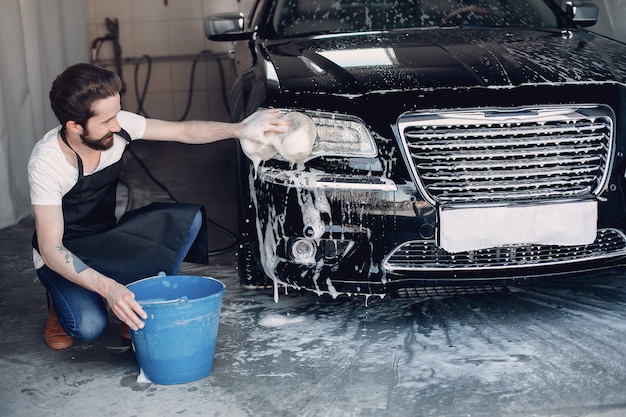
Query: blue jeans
[{"left": 37, "top": 210, "right": 203, "bottom": 341}]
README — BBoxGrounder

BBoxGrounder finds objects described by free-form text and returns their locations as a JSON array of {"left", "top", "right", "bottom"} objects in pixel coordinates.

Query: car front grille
[
  {"left": 382, "top": 228, "right": 626, "bottom": 272},
  {"left": 396, "top": 105, "right": 615, "bottom": 205}
]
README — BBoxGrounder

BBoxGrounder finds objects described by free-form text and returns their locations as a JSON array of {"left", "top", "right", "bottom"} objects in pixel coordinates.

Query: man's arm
[
  {"left": 140, "top": 108, "right": 289, "bottom": 144},
  {"left": 33, "top": 205, "right": 147, "bottom": 330}
]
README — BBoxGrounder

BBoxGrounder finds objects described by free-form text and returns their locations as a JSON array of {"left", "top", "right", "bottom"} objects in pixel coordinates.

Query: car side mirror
[
  {"left": 204, "top": 12, "right": 253, "bottom": 41},
  {"left": 565, "top": 1, "right": 599, "bottom": 27}
]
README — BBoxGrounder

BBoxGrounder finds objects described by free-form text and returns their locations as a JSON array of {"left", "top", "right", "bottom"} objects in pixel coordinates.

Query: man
[{"left": 28, "top": 63, "right": 287, "bottom": 349}]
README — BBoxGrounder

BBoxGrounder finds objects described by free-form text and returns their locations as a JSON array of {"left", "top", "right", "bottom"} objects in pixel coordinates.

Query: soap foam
[
  {"left": 137, "top": 367, "right": 153, "bottom": 384},
  {"left": 239, "top": 112, "right": 316, "bottom": 171},
  {"left": 274, "top": 112, "right": 316, "bottom": 163}
]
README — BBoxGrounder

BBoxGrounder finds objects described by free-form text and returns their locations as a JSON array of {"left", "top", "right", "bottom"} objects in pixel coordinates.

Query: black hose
[
  {"left": 126, "top": 147, "right": 238, "bottom": 257},
  {"left": 133, "top": 49, "right": 231, "bottom": 120},
  {"left": 133, "top": 54, "right": 153, "bottom": 118},
  {"left": 117, "top": 178, "right": 132, "bottom": 213}
]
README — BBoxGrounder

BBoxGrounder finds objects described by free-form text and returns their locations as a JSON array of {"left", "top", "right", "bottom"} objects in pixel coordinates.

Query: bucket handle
[{"left": 158, "top": 272, "right": 188, "bottom": 304}]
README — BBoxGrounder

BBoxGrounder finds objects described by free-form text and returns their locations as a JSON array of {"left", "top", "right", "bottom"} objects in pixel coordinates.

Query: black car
[{"left": 205, "top": 0, "right": 626, "bottom": 297}]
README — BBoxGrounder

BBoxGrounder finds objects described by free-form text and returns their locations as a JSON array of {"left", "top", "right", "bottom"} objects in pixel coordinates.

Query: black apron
[{"left": 32, "top": 128, "right": 208, "bottom": 285}]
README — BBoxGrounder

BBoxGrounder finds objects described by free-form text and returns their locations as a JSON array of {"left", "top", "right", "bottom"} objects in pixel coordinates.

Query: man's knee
[{"left": 67, "top": 309, "right": 108, "bottom": 342}]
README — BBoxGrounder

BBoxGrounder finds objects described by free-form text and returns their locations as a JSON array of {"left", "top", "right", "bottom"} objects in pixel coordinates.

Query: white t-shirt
[
  {"left": 29, "top": 110, "right": 146, "bottom": 205},
  {"left": 28, "top": 110, "right": 146, "bottom": 267}
]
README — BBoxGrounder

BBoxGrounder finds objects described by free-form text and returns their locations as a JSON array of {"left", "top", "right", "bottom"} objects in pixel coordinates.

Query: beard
[{"left": 80, "top": 130, "right": 115, "bottom": 151}]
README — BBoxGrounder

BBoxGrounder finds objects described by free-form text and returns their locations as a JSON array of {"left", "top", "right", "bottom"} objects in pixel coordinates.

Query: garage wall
[{"left": 84, "top": 0, "right": 255, "bottom": 122}]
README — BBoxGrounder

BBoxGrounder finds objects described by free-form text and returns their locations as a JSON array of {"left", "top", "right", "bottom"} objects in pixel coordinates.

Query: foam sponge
[{"left": 240, "top": 112, "right": 316, "bottom": 171}]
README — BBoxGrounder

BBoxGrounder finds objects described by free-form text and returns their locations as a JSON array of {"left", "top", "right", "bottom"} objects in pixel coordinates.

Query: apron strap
[
  {"left": 116, "top": 128, "right": 132, "bottom": 143},
  {"left": 60, "top": 127, "right": 84, "bottom": 178}
]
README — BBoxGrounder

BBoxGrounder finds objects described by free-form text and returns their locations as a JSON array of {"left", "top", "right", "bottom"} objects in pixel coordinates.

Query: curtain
[{"left": 0, "top": 0, "right": 88, "bottom": 229}]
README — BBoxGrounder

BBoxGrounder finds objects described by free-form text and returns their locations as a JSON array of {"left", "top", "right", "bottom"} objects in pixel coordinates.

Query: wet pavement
[{"left": 1, "top": 140, "right": 626, "bottom": 417}]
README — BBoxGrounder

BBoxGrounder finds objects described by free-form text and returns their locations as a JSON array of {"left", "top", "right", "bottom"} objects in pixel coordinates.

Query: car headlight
[{"left": 277, "top": 110, "right": 377, "bottom": 160}]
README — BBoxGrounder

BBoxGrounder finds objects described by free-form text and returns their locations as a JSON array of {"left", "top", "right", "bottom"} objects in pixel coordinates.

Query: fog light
[{"left": 291, "top": 238, "right": 317, "bottom": 263}]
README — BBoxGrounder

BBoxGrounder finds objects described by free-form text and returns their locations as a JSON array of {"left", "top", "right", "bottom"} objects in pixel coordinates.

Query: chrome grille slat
[
  {"left": 383, "top": 229, "right": 626, "bottom": 272},
  {"left": 428, "top": 178, "right": 595, "bottom": 192},
  {"left": 406, "top": 121, "right": 609, "bottom": 141},
  {"left": 421, "top": 167, "right": 597, "bottom": 181},
  {"left": 416, "top": 155, "right": 602, "bottom": 171},
  {"left": 397, "top": 105, "right": 614, "bottom": 205},
  {"left": 408, "top": 134, "right": 606, "bottom": 151},
  {"left": 410, "top": 143, "right": 604, "bottom": 160},
  {"left": 436, "top": 189, "right": 588, "bottom": 201}
]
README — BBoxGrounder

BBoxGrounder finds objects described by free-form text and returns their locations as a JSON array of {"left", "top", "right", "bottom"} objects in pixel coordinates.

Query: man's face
[
  {"left": 80, "top": 128, "right": 115, "bottom": 151},
  {"left": 81, "top": 94, "right": 122, "bottom": 151}
]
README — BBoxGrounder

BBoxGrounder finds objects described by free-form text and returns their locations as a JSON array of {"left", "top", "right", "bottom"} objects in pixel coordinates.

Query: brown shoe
[
  {"left": 44, "top": 306, "right": 73, "bottom": 350},
  {"left": 120, "top": 322, "right": 131, "bottom": 340}
]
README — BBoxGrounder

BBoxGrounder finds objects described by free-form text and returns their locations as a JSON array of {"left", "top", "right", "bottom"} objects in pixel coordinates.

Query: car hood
[{"left": 263, "top": 28, "right": 626, "bottom": 94}]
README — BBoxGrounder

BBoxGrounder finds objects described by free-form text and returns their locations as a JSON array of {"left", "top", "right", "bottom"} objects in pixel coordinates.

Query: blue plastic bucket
[{"left": 126, "top": 274, "right": 226, "bottom": 384}]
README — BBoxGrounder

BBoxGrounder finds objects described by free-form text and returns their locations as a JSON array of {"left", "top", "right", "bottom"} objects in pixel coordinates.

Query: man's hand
[
  {"left": 104, "top": 280, "right": 148, "bottom": 331},
  {"left": 239, "top": 109, "right": 290, "bottom": 145}
]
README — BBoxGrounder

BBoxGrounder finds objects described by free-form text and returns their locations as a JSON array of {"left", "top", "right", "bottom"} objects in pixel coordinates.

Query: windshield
[{"left": 271, "top": 0, "right": 560, "bottom": 36}]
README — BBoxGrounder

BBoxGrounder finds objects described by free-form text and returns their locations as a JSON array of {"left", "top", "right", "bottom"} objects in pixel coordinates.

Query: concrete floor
[{"left": 2, "top": 140, "right": 626, "bottom": 417}]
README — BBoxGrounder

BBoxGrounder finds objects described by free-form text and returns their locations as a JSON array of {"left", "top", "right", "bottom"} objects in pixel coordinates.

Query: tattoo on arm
[{"left": 56, "top": 245, "right": 89, "bottom": 274}]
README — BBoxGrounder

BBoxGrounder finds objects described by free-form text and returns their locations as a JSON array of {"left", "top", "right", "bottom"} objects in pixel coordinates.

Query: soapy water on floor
[{"left": 209, "top": 274, "right": 626, "bottom": 416}]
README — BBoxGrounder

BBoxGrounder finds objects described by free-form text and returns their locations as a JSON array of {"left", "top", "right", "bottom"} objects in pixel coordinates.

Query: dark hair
[{"left": 49, "top": 63, "right": 122, "bottom": 128}]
